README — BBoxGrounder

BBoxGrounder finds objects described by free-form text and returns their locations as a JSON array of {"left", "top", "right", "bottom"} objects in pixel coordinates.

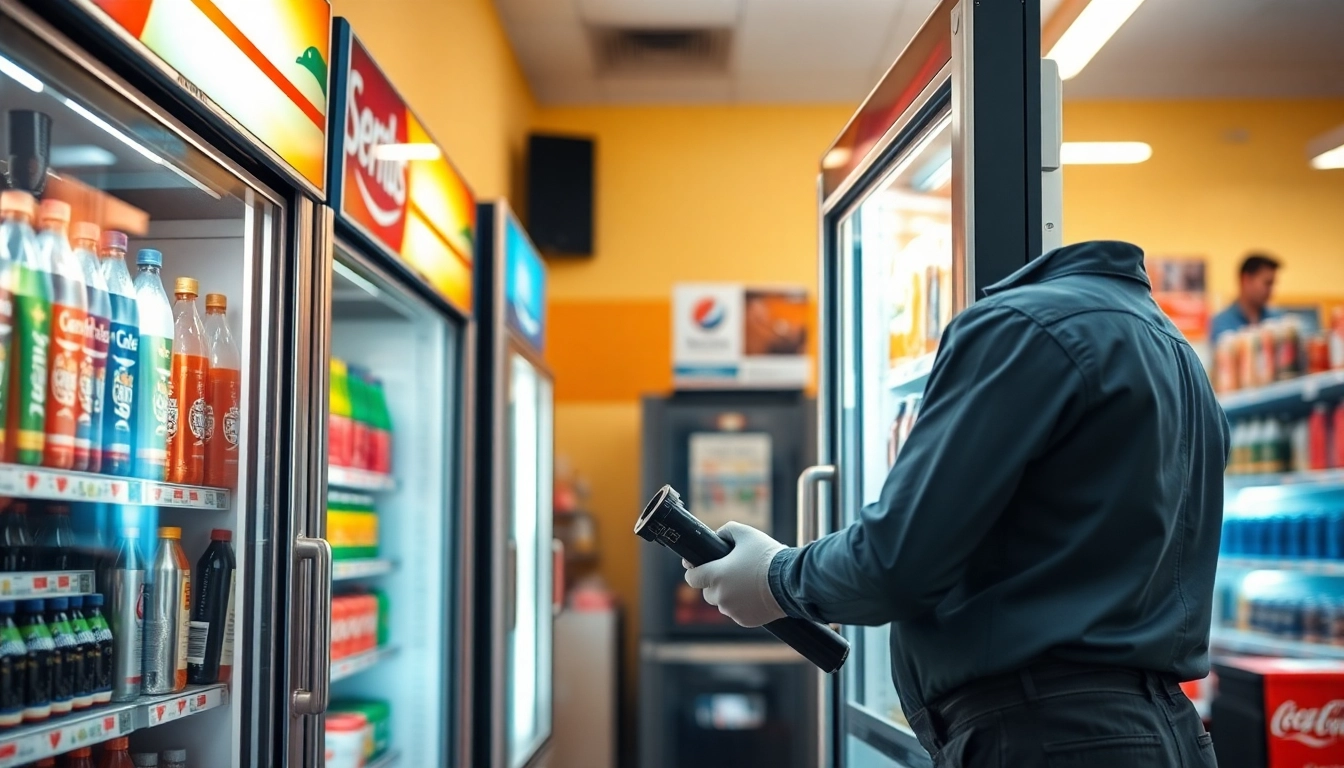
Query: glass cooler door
[
  {"left": 505, "top": 348, "right": 553, "bottom": 768},
  {"left": 834, "top": 110, "right": 955, "bottom": 765}
]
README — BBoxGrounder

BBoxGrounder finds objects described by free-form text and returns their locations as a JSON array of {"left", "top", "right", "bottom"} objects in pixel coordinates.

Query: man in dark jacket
[{"left": 684, "top": 240, "right": 1229, "bottom": 767}]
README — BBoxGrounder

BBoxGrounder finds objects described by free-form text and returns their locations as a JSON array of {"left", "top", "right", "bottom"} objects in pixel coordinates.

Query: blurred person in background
[
  {"left": 683, "top": 240, "right": 1228, "bottom": 768},
  {"left": 1211, "top": 252, "right": 1281, "bottom": 340}
]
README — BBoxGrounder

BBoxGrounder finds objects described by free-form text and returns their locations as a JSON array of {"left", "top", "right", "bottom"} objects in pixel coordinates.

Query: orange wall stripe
[{"left": 187, "top": 0, "right": 326, "bottom": 129}]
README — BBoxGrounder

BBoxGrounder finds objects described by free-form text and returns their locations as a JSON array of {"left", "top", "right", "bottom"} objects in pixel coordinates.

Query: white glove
[{"left": 683, "top": 522, "right": 787, "bottom": 628}]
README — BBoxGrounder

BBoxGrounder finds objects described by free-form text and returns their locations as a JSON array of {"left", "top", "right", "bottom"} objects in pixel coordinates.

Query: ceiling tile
[
  {"left": 495, "top": 0, "right": 579, "bottom": 24},
  {"left": 735, "top": 72, "right": 873, "bottom": 103},
  {"left": 532, "top": 77, "right": 606, "bottom": 106},
  {"left": 600, "top": 76, "right": 734, "bottom": 104},
  {"left": 736, "top": 0, "right": 900, "bottom": 74},
  {"left": 504, "top": 21, "right": 594, "bottom": 74},
  {"left": 578, "top": 0, "right": 742, "bottom": 27}
]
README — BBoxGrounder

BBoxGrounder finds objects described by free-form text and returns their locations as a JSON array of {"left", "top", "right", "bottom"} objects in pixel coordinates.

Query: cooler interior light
[
  {"left": 0, "top": 53, "right": 42, "bottom": 93},
  {"left": 1060, "top": 141, "right": 1152, "bottom": 165},
  {"left": 1308, "top": 124, "right": 1344, "bottom": 170}
]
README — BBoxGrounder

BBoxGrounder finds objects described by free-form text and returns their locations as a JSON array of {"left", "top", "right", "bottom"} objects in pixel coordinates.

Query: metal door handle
[
  {"left": 796, "top": 465, "right": 836, "bottom": 546},
  {"left": 505, "top": 539, "right": 518, "bottom": 631},
  {"left": 292, "top": 536, "right": 332, "bottom": 716},
  {"left": 552, "top": 538, "right": 565, "bottom": 617}
]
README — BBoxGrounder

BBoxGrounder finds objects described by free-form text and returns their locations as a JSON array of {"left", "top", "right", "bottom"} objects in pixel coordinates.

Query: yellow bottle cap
[
  {"left": 159, "top": 526, "right": 182, "bottom": 539},
  {"left": 205, "top": 293, "right": 227, "bottom": 311},
  {"left": 174, "top": 277, "right": 199, "bottom": 297}
]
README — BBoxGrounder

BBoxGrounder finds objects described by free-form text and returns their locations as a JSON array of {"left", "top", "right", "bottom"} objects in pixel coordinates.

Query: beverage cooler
[
  {"left": 1, "top": 0, "right": 335, "bottom": 766},
  {"left": 324, "top": 20, "right": 477, "bottom": 768},
  {"left": 809, "top": 1, "right": 1059, "bottom": 766},
  {"left": 472, "top": 201, "right": 555, "bottom": 768}
]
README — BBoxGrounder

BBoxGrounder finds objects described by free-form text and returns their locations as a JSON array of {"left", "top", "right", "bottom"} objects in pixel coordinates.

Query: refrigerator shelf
[
  {"left": 1211, "top": 628, "right": 1344, "bottom": 660},
  {"left": 1224, "top": 468, "right": 1344, "bottom": 491},
  {"left": 333, "top": 559, "right": 396, "bottom": 581},
  {"left": 328, "top": 466, "right": 397, "bottom": 493},
  {"left": 1219, "top": 557, "right": 1344, "bottom": 576},
  {"left": 1218, "top": 369, "right": 1344, "bottom": 416},
  {"left": 366, "top": 751, "right": 400, "bottom": 768},
  {"left": 884, "top": 353, "right": 935, "bottom": 396},
  {"left": 331, "top": 646, "right": 398, "bottom": 682},
  {"left": 0, "top": 571, "right": 96, "bottom": 601},
  {"left": 0, "top": 464, "right": 230, "bottom": 510},
  {"left": 0, "top": 684, "right": 227, "bottom": 768}
]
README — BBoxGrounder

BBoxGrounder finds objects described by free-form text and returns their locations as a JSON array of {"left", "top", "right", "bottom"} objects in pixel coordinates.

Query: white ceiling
[{"left": 494, "top": 0, "right": 1344, "bottom": 106}]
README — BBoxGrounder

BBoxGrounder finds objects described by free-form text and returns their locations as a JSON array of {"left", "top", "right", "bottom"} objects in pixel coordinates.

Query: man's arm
[{"left": 769, "top": 304, "right": 1089, "bottom": 626}]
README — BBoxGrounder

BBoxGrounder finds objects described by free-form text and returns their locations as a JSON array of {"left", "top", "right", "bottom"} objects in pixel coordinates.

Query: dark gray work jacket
[{"left": 770, "top": 240, "right": 1230, "bottom": 714}]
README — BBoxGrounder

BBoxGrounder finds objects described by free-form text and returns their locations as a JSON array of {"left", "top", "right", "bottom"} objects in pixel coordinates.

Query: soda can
[
  {"left": 1308, "top": 513, "right": 1329, "bottom": 560},
  {"left": 1329, "top": 511, "right": 1344, "bottom": 561},
  {"left": 1303, "top": 598, "right": 1327, "bottom": 644},
  {"left": 1286, "top": 515, "right": 1307, "bottom": 559},
  {"left": 1267, "top": 515, "right": 1286, "bottom": 558},
  {"left": 1331, "top": 602, "right": 1344, "bottom": 647},
  {"left": 1285, "top": 598, "right": 1306, "bottom": 640}
]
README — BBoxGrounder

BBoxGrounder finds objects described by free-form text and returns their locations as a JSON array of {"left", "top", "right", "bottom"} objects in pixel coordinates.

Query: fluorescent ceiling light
[
  {"left": 0, "top": 54, "right": 43, "bottom": 93},
  {"left": 1047, "top": 0, "right": 1147, "bottom": 80},
  {"left": 372, "top": 143, "right": 441, "bottom": 162},
  {"left": 1308, "top": 123, "right": 1344, "bottom": 170},
  {"left": 1061, "top": 141, "right": 1151, "bottom": 165},
  {"left": 62, "top": 97, "right": 220, "bottom": 198}
]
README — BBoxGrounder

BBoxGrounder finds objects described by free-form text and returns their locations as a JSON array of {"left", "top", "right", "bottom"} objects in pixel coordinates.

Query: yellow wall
[
  {"left": 330, "top": 0, "right": 535, "bottom": 201},
  {"left": 1062, "top": 99, "right": 1344, "bottom": 310}
]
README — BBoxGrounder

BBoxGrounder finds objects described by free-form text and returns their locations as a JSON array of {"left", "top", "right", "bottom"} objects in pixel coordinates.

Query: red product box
[{"left": 1213, "top": 657, "right": 1344, "bottom": 768}]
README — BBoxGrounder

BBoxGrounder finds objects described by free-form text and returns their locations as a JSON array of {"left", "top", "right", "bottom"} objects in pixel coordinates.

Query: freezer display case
[
  {"left": 325, "top": 19, "right": 477, "bottom": 768},
  {"left": 806, "top": 1, "right": 1059, "bottom": 765},
  {"left": 473, "top": 200, "right": 555, "bottom": 768},
  {"left": 1, "top": 0, "right": 334, "bottom": 765}
]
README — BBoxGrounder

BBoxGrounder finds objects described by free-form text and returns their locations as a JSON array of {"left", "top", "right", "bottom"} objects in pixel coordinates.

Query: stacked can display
[
  {"left": 0, "top": 190, "right": 241, "bottom": 490},
  {"left": 328, "top": 358, "right": 393, "bottom": 476},
  {"left": 330, "top": 591, "right": 388, "bottom": 661}
]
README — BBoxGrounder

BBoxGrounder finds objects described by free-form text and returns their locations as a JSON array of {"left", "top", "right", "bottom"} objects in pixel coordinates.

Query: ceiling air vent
[{"left": 590, "top": 27, "right": 732, "bottom": 76}]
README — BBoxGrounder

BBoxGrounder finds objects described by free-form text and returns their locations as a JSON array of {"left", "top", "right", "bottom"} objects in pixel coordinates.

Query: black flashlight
[{"left": 636, "top": 484, "right": 850, "bottom": 673}]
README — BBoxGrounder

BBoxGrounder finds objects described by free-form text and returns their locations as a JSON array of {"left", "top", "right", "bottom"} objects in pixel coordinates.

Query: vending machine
[
  {"left": 323, "top": 19, "right": 478, "bottom": 768},
  {"left": 473, "top": 200, "right": 556, "bottom": 768},
  {"left": 1, "top": 0, "right": 335, "bottom": 765},
  {"left": 808, "top": 1, "right": 1059, "bottom": 766}
]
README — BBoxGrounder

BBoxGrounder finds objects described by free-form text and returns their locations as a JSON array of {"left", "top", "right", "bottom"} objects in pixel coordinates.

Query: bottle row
[
  {"left": 0, "top": 192, "right": 240, "bottom": 490},
  {"left": 1221, "top": 512, "right": 1344, "bottom": 561},
  {"left": 1226, "top": 403, "right": 1344, "bottom": 475},
  {"left": 328, "top": 360, "right": 393, "bottom": 477},
  {"left": 1233, "top": 593, "right": 1344, "bottom": 646},
  {"left": 331, "top": 592, "right": 387, "bottom": 663},
  {"left": 1214, "top": 312, "right": 1344, "bottom": 395},
  {"left": 12, "top": 736, "right": 187, "bottom": 767}
]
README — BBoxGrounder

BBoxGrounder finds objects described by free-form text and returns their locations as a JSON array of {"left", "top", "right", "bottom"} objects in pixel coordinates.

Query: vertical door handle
[
  {"left": 552, "top": 538, "right": 565, "bottom": 617},
  {"left": 796, "top": 465, "right": 836, "bottom": 546},
  {"left": 505, "top": 539, "right": 518, "bottom": 631},
  {"left": 292, "top": 536, "right": 333, "bottom": 716}
]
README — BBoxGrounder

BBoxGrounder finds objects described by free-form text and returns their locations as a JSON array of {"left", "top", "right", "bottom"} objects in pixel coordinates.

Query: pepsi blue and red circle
[{"left": 692, "top": 297, "right": 725, "bottom": 330}]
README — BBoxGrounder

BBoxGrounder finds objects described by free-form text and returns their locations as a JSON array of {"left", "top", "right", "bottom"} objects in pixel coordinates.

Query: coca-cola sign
[
  {"left": 1271, "top": 700, "right": 1344, "bottom": 749},
  {"left": 335, "top": 29, "right": 477, "bottom": 313}
]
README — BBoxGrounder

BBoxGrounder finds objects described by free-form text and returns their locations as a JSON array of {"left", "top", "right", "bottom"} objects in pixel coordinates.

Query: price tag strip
[
  {"left": 333, "top": 559, "right": 395, "bottom": 581},
  {"left": 0, "top": 464, "right": 229, "bottom": 511},
  {"left": 0, "top": 684, "right": 227, "bottom": 767},
  {"left": 0, "top": 572, "right": 96, "bottom": 601},
  {"left": 328, "top": 466, "right": 396, "bottom": 493},
  {"left": 331, "top": 646, "right": 396, "bottom": 682}
]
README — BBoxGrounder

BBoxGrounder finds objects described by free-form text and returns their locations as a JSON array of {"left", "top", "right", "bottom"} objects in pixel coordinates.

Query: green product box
[
  {"left": 331, "top": 698, "right": 391, "bottom": 759},
  {"left": 371, "top": 588, "right": 390, "bottom": 647}
]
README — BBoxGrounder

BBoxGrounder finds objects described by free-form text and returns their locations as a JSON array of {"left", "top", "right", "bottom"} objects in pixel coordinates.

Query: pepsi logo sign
[{"left": 692, "top": 297, "right": 725, "bottom": 331}]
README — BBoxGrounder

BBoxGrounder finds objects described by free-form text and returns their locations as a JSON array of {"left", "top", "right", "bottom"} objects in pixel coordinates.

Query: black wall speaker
[{"left": 526, "top": 133, "right": 594, "bottom": 257}]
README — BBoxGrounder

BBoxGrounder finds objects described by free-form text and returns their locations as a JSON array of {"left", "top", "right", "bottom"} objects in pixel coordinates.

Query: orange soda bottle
[
  {"left": 166, "top": 278, "right": 207, "bottom": 485},
  {"left": 203, "top": 294, "right": 240, "bottom": 488}
]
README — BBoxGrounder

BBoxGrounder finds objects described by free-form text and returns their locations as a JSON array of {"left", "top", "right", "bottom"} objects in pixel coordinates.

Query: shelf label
[
  {"left": 0, "top": 572, "right": 97, "bottom": 600},
  {"left": 0, "top": 712, "right": 129, "bottom": 767},
  {"left": 148, "top": 687, "right": 225, "bottom": 726}
]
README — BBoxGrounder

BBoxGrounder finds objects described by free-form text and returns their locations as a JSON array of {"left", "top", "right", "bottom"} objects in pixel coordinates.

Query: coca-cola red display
[{"left": 1212, "top": 657, "right": 1344, "bottom": 768}]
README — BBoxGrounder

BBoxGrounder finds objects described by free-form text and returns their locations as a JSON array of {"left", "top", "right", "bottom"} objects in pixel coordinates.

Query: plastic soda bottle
[
  {"left": 143, "top": 526, "right": 189, "bottom": 693},
  {"left": 368, "top": 377, "right": 392, "bottom": 475},
  {"left": 65, "top": 747, "right": 94, "bottom": 768},
  {"left": 98, "top": 232, "right": 138, "bottom": 476},
  {"left": 83, "top": 593, "right": 113, "bottom": 704},
  {"left": 132, "top": 250, "right": 173, "bottom": 481},
  {"left": 0, "top": 191, "right": 33, "bottom": 459},
  {"left": 45, "top": 597, "right": 76, "bottom": 715},
  {"left": 18, "top": 599, "right": 53, "bottom": 722},
  {"left": 166, "top": 278, "right": 207, "bottom": 485},
  {"left": 35, "top": 502, "right": 75, "bottom": 570},
  {"left": 6, "top": 194, "right": 52, "bottom": 466},
  {"left": 35, "top": 200, "right": 87, "bottom": 470},
  {"left": 67, "top": 596, "right": 96, "bottom": 710},
  {"left": 187, "top": 528, "right": 235, "bottom": 684},
  {"left": 204, "top": 294, "right": 240, "bottom": 488},
  {"left": 0, "top": 601, "right": 24, "bottom": 728},
  {"left": 329, "top": 358, "right": 353, "bottom": 468},
  {"left": 72, "top": 223, "right": 110, "bottom": 472},
  {"left": 98, "top": 738, "right": 133, "bottom": 768}
]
